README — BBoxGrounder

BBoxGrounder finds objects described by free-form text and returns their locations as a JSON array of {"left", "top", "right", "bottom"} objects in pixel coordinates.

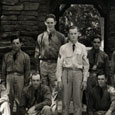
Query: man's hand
[
  {"left": 57, "top": 81, "right": 62, "bottom": 90},
  {"left": 27, "top": 106, "right": 37, "bottom": 115},
  {"left": 81, "top": 81, "right": 87, "bottom": 90},
  {"left": 105, "top": 110, "right": 112, "bottom": 115}
]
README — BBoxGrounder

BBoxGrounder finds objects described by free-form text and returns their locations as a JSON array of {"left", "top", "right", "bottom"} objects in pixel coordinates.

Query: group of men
[{"left": 0, "top": 13, "right": 115, "bottom": 115}]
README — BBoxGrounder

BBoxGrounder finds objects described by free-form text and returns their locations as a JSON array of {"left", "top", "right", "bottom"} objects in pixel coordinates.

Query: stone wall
[
  {"left": 0, "top": 0, "right": 50, "bottom": 70},
  {"left": 109, "top": 5, "right": 115, "bottom": 57}
]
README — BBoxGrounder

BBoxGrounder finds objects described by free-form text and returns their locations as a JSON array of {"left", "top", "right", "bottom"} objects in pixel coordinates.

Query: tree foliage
[{"left": 59, "top": 4, "right": 101, "bottom": 47}]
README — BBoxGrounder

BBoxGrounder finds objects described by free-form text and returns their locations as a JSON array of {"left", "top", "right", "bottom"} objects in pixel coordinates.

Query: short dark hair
[
  {"left": 10, "top": 35, "right": 22, "bottom": 43},
  {"left": 31, "top": 70, "right": 41, "bottom": 79},
  {"left": 92, "top": 36, "right": 102, "bottom": 42},
  {"left": 68, "top": 25, "right": 80, "bottom": 32},
  {"left": 45, "top": 13, "right": 56, "bottom": 21}
]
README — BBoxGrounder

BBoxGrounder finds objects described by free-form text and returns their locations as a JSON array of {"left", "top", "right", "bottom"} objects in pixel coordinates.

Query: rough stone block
[
  {"left": 24, "top": 2, "right": 39, "bottom": 10},
  {"left": 2, "top": 0, "right": 19, "bottom": 5},
  {"left": 18, "top": 15, "right": 37, "bottom": 21},
  {"left": 2, "top": 11, "right": 21, "bottom": 15},
  {"left": 1, "top": 15, "right": 17, "bottom": 21},
  {"left": 21, "top": 11, "right": 38, "bottom": 16},
  {"left": 1, "top": 21, "right": 18, "bottom": 25},
  {"left": 2, "top": 25, "right": 19, "bottom": 32},
  {"left": 2, "top": 4, "right": 23, "bottom": 11},
  {"left": 18, "top": 21, "right": 38, "bottom": 26}
]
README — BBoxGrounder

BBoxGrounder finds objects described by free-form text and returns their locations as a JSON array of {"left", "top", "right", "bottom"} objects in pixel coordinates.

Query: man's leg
[
  {"left": 6, "top": 74, "right": 15, "bottom": 114},
  {"left": 62, "top": 69, "right": 72, "bottom": 115},
  {"left": 39, "top": 106, "right": 51, "bottom": 115},
  {"left": 86, "top": 73, "right": 97, "bottom": 114},
  {"left": 40, "top": 61, "right": 48, "bottom": 85},
  {"left": 14, "top": 75, "right": 24, "bottom": 115},
  {"left": 73, "top": 70, "right": 83, "bottom": 115}
]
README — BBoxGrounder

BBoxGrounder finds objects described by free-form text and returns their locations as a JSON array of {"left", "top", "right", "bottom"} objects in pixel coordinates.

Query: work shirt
[
  {"left": 56, "top": 41, "right": 89, "bottom": 82},
  {"left": 89, "top": 85, "right": 115, "bottom": 113},
  {"left": 20, "top": 84, "right": 51, "bottom": 113},
  {"left": 2, "top": 50, "right": 30, "bottom": 82},
  {"left": 35, "top": 30, "right": 65, "bottom": 60},
  {"left": 88, "top": 48, "right": 109, "bottom": 77}
]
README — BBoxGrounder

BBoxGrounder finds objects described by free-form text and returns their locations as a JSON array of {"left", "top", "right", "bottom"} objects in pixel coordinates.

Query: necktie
[
  {"left": 73, "top": 44, "right": 75, "bottom": 51},
  {"left": 48, "top": 33, "right": 52, "bottom": 41},
  {"left": 13, "top": 52, "right": 17, "bottom": 61}
]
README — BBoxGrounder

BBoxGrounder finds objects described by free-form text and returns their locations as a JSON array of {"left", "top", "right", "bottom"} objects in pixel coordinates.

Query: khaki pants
[
  {"left": 27, "top": 106, "right": 51, "bottom": 115},
  {"left": 62, "top": 68, "right": 83, "bottom": 115},
  {"left": 6, "top": 73, "right": 24, "bottom": 114}
]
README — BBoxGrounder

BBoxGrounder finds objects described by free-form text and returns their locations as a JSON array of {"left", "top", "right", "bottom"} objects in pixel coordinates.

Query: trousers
[
  {"left": 27, "top": 106, "right": 51, "bottom": 115},
  {"left": 62, "top": 68, "right": 83, "bottom": 115},
  {"left": 6, "top": 73, "right": 24, "bottom": 114}
]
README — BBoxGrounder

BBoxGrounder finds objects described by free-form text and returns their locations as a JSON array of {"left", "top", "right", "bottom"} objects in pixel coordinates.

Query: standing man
[
  {"left": 111, "top": 50, "right": 115, "bottom": 86},
  {"left": 87, "top": 37, "right": 109, "bottom": 113},
  {"left": 34, "top": 14, "right": 65, "bottom": 93},
  {"left": 19, "top": 72, "right": 52, "bottom": 115},
  {"left": 1, "top": 35, "right": 30, "bottom": 114},
  {"left": 56, "top": 26, "right": 89, "bottom": 115},
  {"left": 88, "top": 74, "right": 115, "bottom": 115}
]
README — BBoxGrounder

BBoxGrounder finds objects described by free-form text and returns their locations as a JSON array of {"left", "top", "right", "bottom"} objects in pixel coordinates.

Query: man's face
[
  {"left": 11, "top": 38, "right": 22, "bottom": 52},
  {"left": 45, "top": 18, "right": 56, "bottom": 31},
  {"left": 68, "top": 28, "right": 80, "bottom": 44},
  {"left": 92, "top": 38, "right": 101, "bottom": 50},
  {"left": 98, "top": 75, "right": 106, "bottom": 87},
  {"left": 31, "top": 74, "right": 41, "bottom": 89}
]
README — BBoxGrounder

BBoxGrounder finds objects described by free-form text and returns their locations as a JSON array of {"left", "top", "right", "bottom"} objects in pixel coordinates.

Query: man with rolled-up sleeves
[{"left": 56, "top": 26, "right": 89, "bottom": 115}]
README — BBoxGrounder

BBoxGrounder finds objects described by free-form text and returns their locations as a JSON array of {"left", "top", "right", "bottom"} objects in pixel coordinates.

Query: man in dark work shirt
[
  {"left": 19, "top": 72, "right": 52, "bottom": 115},
  {"left": 1, "top": 35, "right": 30, "bottom": 114},
  {"left": 87, "top": 37, "right": 109, "bottom": 112},
  {"left": 88, "top": 74, "right": 115, "bottom": 115}
]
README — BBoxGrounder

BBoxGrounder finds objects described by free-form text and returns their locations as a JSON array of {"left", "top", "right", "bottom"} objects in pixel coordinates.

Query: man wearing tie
[
  {"left": 35, "top": 14, "right": 65, "bottom": 94},
  {"left": 1, "top": 35, "right": 30, "bottom": 114},
  {"left": 56, "top": 26, "right": 89, "bottom": 115}
]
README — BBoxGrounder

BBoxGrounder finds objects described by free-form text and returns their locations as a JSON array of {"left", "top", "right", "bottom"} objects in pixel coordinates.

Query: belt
[
  {"left": 41, "top": 60, "right": 57, "bottom": 63},
  {"left": 7, "top": 72, "right": 23, "bottom": 76},
  {"left": 63, "top": 67, "right": 82, "bottom": 71}
]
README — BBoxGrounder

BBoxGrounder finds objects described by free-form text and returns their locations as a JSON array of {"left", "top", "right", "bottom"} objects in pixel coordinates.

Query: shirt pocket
[
  {"left": 74, "top": 50, "right": 82, "bottom": 65},
  {"left": 63, "top": 54, "right": 73, "bottom": 66}
]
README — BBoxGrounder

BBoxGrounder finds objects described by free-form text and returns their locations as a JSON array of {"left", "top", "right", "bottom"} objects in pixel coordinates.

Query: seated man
[
  {"left": 0, "top": 82, "right": 11, "bottom": 115},
  {"left": 88, "top": 74, "right": 115, "bottom": 115},
  {"left": 19, "top": 72, "right": 52, "bottom": 115}
]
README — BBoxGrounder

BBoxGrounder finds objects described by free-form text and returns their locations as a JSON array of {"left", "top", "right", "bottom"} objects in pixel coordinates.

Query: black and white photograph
[{"left": 0, "top": 0, "right": 115, "bottom": 115}]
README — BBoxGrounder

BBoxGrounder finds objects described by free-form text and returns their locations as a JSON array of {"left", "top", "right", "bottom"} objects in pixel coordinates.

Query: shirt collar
[
  {"left": 10, "top": 49, "right": 22, "bottom": 56},
  {"left": 46, "top": 29, "right": 56, "bottom": 35},
  {"left": 69, "top": 41, "right": 79, "bottom": 47}
]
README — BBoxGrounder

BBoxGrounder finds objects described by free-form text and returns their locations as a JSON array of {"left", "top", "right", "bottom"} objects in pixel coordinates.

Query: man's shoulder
[
  {"left": 55, "top": 31, "right": 64, "bottom": 37},
  {"left": 77, "top": 42, "right": 86, "bottom": 48},
  {"left": 21, "top": 50, "right": 30, "bottom": 58},
  {"left": 41, "top": 84, "right": 50, "bottom": 91},
  {"left": 23, "top": 85, "right": 32, "bottom": 93},
  {"left": 60, "top": 42, "right": 69, "bottom": 50},
  {"left": 99, "top": 50, "right": 108, "bottom": 55}
]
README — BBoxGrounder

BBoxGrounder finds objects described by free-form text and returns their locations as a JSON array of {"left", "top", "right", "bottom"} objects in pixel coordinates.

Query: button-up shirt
[
  {"left": 35, "top": 30, "right": 65, "bottom": 60},
  {"left": 56, "top": 41, "right": 89, "bottom": 82},
  {"left": 89, "top": 85, "right": 115, "bottom": 114},
  {"left": 88, "top": 48, "right": 109, "bottom": 78},
  {"left": 2, "top": 50, "right": 30, "bottom": 81}
]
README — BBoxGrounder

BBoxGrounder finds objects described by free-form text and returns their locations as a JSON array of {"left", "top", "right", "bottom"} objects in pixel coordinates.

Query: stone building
[{"left": 0, "top": 0, "right": 115, "bottom": 71}]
